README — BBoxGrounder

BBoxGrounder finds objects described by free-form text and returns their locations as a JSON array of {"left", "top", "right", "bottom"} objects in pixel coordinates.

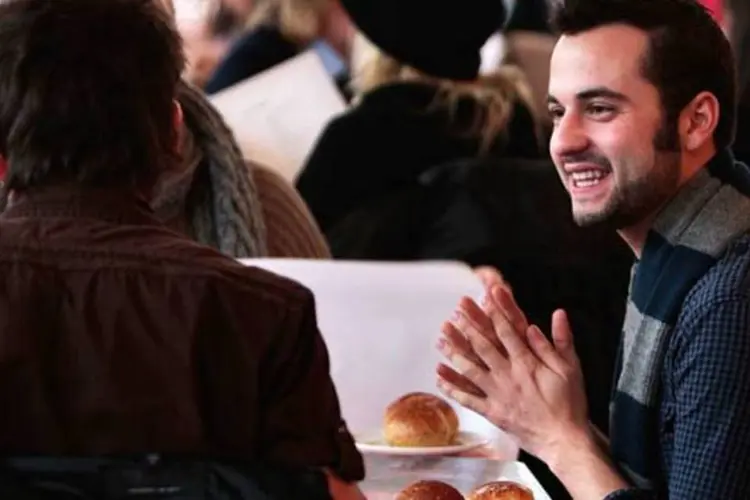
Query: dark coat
[{"left": 296, "top": 81, "right": 542, "bottom": 232}]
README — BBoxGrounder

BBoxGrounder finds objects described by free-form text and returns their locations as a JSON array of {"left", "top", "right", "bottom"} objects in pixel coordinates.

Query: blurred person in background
[
  {"left": 296, "top": 0, "right": 543, "bottom": 236},
  {"left": 152, "top": 0, "right": 331, "bottom": 260},
  {"left": 161, "top": 81, "right": 331, "bottom": 258},
  {"left": 181, "top": 0, "right": 254, "bottom": 87},
  {"left": 204, "top": 0, "right": 354, "bottom": 96}
]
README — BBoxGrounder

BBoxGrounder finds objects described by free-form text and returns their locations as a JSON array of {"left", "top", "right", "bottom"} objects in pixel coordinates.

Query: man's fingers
[
  {"left": 449, "top": 309, "right": 508, "bottom": 372},
  {"left": 436, "top": 363, "right": 486, "bottom": 398},
  {"left": 437, "top": 331, "right": 490, "bottom": 386},
  {"left": 526, "top": 324, "right": 567, "bottom": 374},
  {"left": 489, "top": 284, "right": 529, "bottom": 335},
  {"left": 440, "top": 321, "right": 487, "bottom": 370},
  {"left": 474, "top": 266, "right": 507, "bottom": 291},
  {"left": 437, "top": 372, "right": 489, "bottom": 416},
  {"left": 551, "top": 309, "right": 579, "bottom": 367},
  {"left": 458, "top": 297, "right": 506, "bottom": 354},
  {"left": 484, "top": 286, "right": 533, "bottom": 363}
]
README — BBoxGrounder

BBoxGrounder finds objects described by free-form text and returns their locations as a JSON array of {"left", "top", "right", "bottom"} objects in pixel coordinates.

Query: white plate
[{"left": 354, "top": 430, "right": 489, "bottom": 456}]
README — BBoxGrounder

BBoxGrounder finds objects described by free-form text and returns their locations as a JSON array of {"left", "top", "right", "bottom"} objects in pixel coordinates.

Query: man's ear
[{"left": 679, "top": 91, "right": 720, "bottom": 152}]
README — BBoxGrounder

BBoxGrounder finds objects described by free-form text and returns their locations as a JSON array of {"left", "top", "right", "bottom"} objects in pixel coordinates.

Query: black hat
[{"left": 340, "top": 0, "right": 506, "bottom": 81}]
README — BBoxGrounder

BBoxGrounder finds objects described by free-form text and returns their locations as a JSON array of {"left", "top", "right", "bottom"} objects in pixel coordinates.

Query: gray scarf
[
  {"left": 610, "top": 149, "right": 750, "bottom": 491},
  {"left": 152, "top": 81, "right": 267, "bottom": 257}
]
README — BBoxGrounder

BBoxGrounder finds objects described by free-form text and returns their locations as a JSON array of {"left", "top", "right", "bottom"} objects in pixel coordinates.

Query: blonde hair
[
  {"left": 247, "top": 0, "right": 331, "bottom": 45},
  {"left": 350, "top": 33, "right": 540, "bottom": 153}
]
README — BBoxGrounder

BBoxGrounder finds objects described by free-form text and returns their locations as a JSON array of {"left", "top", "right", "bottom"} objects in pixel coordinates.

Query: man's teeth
[{"left": 571, "top": 170, "right": 608, "bottom": 187}]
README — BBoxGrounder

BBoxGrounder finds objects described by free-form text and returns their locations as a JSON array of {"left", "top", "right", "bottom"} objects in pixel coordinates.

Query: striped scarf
[
  {"left": 610, "top": 149, "right": 750, "bottom": 491},
  {"left": 173, "top": 81, "right": 268, "bottom": 257}
]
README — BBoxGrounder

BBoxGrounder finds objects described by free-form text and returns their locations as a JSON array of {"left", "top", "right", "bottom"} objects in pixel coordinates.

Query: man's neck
[{"left": 617, "top": 215, "right": 658, "bottom": 259}]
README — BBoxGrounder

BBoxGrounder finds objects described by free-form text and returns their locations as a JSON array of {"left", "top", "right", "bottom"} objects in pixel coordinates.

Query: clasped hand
[{"left": 436, "top": 274, "right": 590, "bottom": 462}]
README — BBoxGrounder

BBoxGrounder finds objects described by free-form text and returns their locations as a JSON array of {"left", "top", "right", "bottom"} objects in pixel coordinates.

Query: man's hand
[
  {"left": 474, "top": 266, "right": 510, "bottom": 293},
  {"left": 436, "top": 283, "right": 589, "bottom": 463},
  {"left": 441, "top": 279, "right": 631, "bottom": 499}
]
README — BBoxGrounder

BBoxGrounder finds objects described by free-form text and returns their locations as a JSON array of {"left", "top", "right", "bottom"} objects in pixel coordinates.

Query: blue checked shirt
[{"left": 605, "top": 235, "right": 750, "bottom": 499}]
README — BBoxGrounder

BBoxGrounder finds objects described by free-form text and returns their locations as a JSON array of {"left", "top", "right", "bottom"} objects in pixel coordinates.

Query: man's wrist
[
  {"left": 538, "top": 426, "right": 630, "bottom": 499},
  {"left": 539, "top": 425, "right": 599, "bottom": 477}
]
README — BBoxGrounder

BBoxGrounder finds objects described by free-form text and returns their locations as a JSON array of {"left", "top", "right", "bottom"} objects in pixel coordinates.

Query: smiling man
[{"left": 437, "top": 0, "right": 750, "bottom": 499}]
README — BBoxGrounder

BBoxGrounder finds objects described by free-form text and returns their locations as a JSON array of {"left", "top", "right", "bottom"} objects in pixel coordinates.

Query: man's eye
[
  {"left": 587, "top": 104, "right": 616, "bottom": 118},
  {"left": 548, "top": 106, "right": 564, "bottom": 120}
]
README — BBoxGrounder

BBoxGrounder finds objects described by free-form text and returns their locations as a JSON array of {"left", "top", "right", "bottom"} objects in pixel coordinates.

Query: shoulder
[
  {"left": 681, "top": 235, "right": 750, "bottom": 320},
  {"left": 299, "top": 108, "right": 370, "bottom": 176},
  {"left": 307, "top": 84, "right": 435, "bottom": 154},
  {"left": 673, "top": 235, "right": 750, "bottom": 354},
  {"left": 250, "top": 163, "right": 330, "bottom": 258},
  {"left": 145, "top": 231, "right": 316, "bottom": 316},
  {"left": 315, "top": 102, "right": 378, "bottom": 143}
]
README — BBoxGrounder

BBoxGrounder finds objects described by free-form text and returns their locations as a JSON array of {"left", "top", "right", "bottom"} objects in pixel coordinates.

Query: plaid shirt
[{"left": 606, "top": 235, "right": 750, "bottom": 499}]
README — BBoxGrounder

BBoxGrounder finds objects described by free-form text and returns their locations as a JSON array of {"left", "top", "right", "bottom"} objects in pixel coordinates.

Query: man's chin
[
  {"left": 572, "top": 208, "right": 616, "bottom": 229},
  {"left": 573, "top": 206, "right": 647, "bottom": 232}
]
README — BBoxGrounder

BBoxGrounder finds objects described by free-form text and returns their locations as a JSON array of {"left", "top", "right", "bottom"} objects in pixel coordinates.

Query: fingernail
[
  {"left": 436, "top": 337, "right": 446, "bottom": 350},
  {"left": 451, "top": 310, "right": 461, "bottom": 321}
]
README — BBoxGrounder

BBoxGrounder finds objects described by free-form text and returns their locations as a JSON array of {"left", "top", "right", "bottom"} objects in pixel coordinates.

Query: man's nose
[{"left": 550, "top": 112, "right": 590, "bottom": 159}]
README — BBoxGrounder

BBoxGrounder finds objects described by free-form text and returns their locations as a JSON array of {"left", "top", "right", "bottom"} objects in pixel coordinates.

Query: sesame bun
[
  {"left": 467, "top": 481, "right": 534, "bottom": 500},
  {"left": 395, "top": 480, "right": 465, "bottom": 500},
  {"left": 383, "top": 392, "right": 459, "bottom": 447}
]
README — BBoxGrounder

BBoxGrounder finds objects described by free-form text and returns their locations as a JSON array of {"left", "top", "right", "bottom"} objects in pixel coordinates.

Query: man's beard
[{"left": 571, "top": 118, "right": 681, "bottom": 230}]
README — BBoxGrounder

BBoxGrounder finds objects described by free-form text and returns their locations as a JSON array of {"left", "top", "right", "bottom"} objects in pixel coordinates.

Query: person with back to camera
[
  {"left": 0, "top": 0, "right": 364, "bottom": 497},
  {"left": 437, "top": 0, "right": 750, "bottom": 498}
]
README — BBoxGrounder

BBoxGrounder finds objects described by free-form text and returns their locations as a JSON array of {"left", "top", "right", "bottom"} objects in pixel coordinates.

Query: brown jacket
[
  {"left": 0, "top": 186, "right": 363, "bottom": 481},
  {"left": 252, "top": 164, "right": 331, "bottom": 259}
]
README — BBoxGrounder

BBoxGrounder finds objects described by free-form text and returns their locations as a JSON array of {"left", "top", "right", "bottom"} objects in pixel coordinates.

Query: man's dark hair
[
  {"left": 0, "top": 0, "right": 185, "bottom": 193},
  {"left": 551, "top": 0, "right": 737, "bottom": 150}
]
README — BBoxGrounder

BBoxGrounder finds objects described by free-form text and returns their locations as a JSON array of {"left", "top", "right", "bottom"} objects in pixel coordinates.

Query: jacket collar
[{"left": 2, "top": 186, "right": 161, "bottom": 227}]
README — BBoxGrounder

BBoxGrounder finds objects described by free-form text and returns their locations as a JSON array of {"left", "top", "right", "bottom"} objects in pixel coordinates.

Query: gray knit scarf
[
  {"left": 152, "top": 81, "right": 267, "bottom": 257},
  {"left": 610, "top": 149, "right": 750, "bottom": 491}
]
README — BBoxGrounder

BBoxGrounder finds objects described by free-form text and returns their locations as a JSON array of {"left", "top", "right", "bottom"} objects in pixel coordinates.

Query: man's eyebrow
[
  {"left": 546, "top": 87, "right": 630, "bottom": 106},
  {"left": 576, "top": 87, "right": 630, "bottom": 102}
]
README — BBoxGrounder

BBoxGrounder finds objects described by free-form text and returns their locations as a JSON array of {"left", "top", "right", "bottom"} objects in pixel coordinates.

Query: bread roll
[
  {"left": 395, "top": 480, "right": 464, "bottom": 500},
  {"left": 467, "top": 481, "right": 534, "bottom": 500},
  {"left": 383, "top": 392, "right": 459, "bottom": 447}
]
